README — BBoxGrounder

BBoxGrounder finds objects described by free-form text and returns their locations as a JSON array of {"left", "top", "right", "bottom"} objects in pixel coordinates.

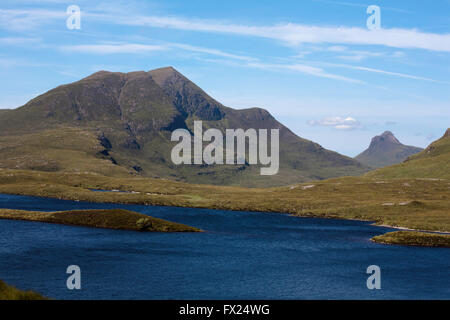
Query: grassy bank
[
  {"left": 372, "top": 231, "right": 450, "bottom": 247},
  {"left": 0, "top": 169, "right": 448, "bottom": 239},
  {"left": 0, "top": 280, "right": 46, "bottom": 300},
  {"left": 0, "top": 208, "right": 201, "bottom": 232}
]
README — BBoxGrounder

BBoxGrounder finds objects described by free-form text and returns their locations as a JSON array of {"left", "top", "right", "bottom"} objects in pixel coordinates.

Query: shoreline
[
  {"left": 1, "top": 191, "right": 449, "bottom": 248},
  {"left": 370, "top": 231, "right": 450, "bottom": 247},
  {"left": 0, "top": 208, "right": 202, "bottom": 233},
  {"left": 375, "top": 223, "right": 450, "bottom": 235},
  {"left": 0, "top": 189, "right": 446, "bottom": 233},
  {"left": 0, "top": 168, "right": 448, "bottom": 247}
]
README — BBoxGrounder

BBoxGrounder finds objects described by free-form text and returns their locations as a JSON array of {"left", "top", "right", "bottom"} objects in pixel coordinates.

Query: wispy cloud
[
  {"left": 245, "top": 62, "right": 364, "bottom": 83},
  {"left": 60, "top": 41, "right": 256, "bottom": 61},
  {"left": 105, "top": 14, "right": 450, "bottom": 52},
  {"left": 322, "top": 62, "right": 450, "bottom": 83},
  {"left": 311, "top": 0, "right": 413, "bottom": 14},
  {"left": 305, "top": 45, "right": 399, "bottom": 62},
  {"left": 0, "top": 37, "right": 41, "bottom": 45},
  {"left": 170, "top": 43, "right": 256, "bottom": 61},
  {"left": 204, "top": 58, "right": 365, "bottom": 83},
  {"left": 0, "top": 8, "right": 65, "bottom": 30},
  {"left": 2, "top": 7, "right": 450, "bottom": 52},
  {"left": 61, "top": 43, "right": 167, "bottom": 54},
  {"left": 308, "top": 116, "right": 362, "bottom": 130}
]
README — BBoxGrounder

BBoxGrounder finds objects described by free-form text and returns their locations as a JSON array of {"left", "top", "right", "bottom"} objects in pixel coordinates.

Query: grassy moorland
[
  {"left": 0, "top": 168, "right": 448, "bottom": 234},
  {"left": 0, "top": 280, "right": 46, "bottom": 300},
  {"left": 0, "top": 130, "right": 448, "bottom": 245},
  {"left": 372, "top": 231, "right": 450, "bottom": 247},
  {"left": 0, "top": 208, "right": 201, "bottom": 232}
]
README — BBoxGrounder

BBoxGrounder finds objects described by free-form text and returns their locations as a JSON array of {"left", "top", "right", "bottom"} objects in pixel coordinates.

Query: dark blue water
[{"left": 0, "top": 193, "right": 448, "bottom": 300}]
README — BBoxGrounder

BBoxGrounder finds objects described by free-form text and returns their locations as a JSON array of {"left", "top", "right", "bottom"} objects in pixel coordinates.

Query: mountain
[
  {"left": 367, "top": 128, "right": 450, "bottom": 179},
  {"left": 355, "top": 131, "right": 423, "bottom": 168},
  {"left": 0, "top": 67, "right": 369, "bottom": 187}
]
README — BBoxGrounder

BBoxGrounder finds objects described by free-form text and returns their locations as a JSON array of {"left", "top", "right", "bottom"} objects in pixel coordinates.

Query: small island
[
  {"left": 371, "top": 231, "right": 450, "bottom": 247},
  {"left": 0, "top": 280, "right": 46, "bottom": 300},
  {"left": 0, "top": 208, "right": 201, "bottom": 233}
]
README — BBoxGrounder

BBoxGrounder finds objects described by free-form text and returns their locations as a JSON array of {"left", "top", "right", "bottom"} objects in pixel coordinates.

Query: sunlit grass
[
  {"left": 0, "top": 208, "right": 201, "bottom": 232},
  {"left": 372, "top": 231, "right": 450, "bottom": 247},
  {"left": 0, "top": 280, "right": 46, "bottom": 300}
]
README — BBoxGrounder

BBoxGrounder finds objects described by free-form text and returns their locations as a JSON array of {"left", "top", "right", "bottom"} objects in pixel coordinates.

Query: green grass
[
  {"left": 0, "top": 208, "right": 201, "bottom": 232},
  {"left": 368, "top": 129, "right": 450, "bottom": 179},
  {"left": 0, "top": 129, "right": 448, "bottom": 241},
  {"left": 0, "top": 280, "right": 46, "bottom": 300},
  {"left": 372, "top": 231, "right": 450, "bottom": 247},
  {"left": 0, "top": 168, "right": 448, "bottom": 234}
]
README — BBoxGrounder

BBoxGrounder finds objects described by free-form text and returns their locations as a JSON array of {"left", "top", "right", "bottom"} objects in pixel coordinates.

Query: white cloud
[
  {"left": 323, "top": 63, "right": 450, "bottom": 83},
  {"left": 308, "top": 116, "right": 362, "bottom": 130},
  {"left": 169, "top": 43, "right": 256, "bottom": 61},
  {"left": 328, "top": 45, "right": 347, "bottom": 52},
  {"left": 3, "top": 8, "right": 450, "bottom": 52},
  {"left": 0, "top": 37, "right": 41, "bottom": 45},
  {"left": 206, "top": 58, "right": 365, "bottom": 83},
  {"left": 244, "top": 62, "right": 365, "bottom": 83},
  {"left": 107, "top": 15, "right": 450, "bottom": 52},
  {"left": 60, "top": 41, "right": 256, "bottom": 61},
  {"left": 0, "top": 9, "right": 65, "bottom": 30},
  {"left": 61, "top": 43, "right": 167, "bottom": 54},
  {"left": 311, "top": 0, "right": 413, "bottom": 14}
]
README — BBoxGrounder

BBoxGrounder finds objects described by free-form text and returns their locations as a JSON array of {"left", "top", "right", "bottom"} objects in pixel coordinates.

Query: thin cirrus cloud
[
  {"left": 0, "top": 37, "right": 42, "bottom": 45},
  {"left": 2, "top": 8, "right": 450, "bottom": 52},
  {"left": 60, "top": 42, "right": 256, "bottom": 62},
  {"left": 61, "top": 43, "right": 167, "bottom": 54},
  {"left": 245, "top": 62, "right": 365, "bottom": 84},
  {"left": 311, "top": 0, "right": 413, "bottom": 14},
  {"left": 61, "top": 42, "right": 361, "bottom": 84},
  {"left": 105, "top": 14, "right": 450, "bottom": 52},
  {"left": 0, "top": 8, "right": 65, "bottom": 30},
  {"left": 308, "top": 116, "right": 362, "bottom": 130},
  {"left": 201, "top": 58, "right": 365, "bottom": 83},
  {"left": 321, "top": 62, "right": 450, "bottom": 84},
  {"left": 170, "top": 43, "right": 256, "bottom": 61}
]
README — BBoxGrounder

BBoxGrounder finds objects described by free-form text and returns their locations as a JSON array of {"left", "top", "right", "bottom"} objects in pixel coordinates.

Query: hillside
[
  {"left": 355, "top": 131, "right": 422, "bottom": 168},
  {"left": 0, "top": 67, "right": 368, "bottom": 187},
  {"left": 367, "top": 128, "right": 450, "bottom": 179},
  {"left": 0, "top": 280, "right": 46, "bottom": 300}
]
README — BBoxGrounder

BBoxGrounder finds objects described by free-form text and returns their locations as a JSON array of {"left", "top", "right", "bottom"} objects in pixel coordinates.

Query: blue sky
[{"left": 1, "top": 0, "right": 449, "bottom": 156}]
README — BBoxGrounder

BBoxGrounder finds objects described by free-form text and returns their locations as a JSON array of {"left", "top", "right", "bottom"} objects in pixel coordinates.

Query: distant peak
[{"left": 370, "top": 131, "right": 401, "bottom": 146}]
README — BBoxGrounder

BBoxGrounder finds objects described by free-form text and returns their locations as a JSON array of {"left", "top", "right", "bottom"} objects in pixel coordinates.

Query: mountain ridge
[{"left": 0, "top": 67, "right": 369, "bottom": 187}]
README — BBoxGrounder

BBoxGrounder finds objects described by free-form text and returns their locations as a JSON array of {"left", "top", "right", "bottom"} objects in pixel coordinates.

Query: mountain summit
[
  {"left": 370, "top": 131, "right": 401, "bottom": 145},
  {"left": 0, "top": 67, "right": 369, "bottom": 187},
  {"left": 355, "top": 131, "right": 423, "bottom": 168}
]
